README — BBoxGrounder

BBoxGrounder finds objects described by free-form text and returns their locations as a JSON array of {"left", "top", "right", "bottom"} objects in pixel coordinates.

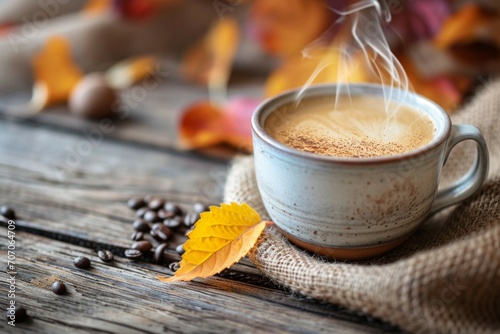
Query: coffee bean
[
  {"left": 151, "top": 222, "right": 164, "bottom": 231},
  {"left": 131, "top": 240, "right": 153, "bottom": 252},
  {"left": 74, "top": 256, "right": 91, "bottom": 269},
  {"left": 0, "top": 206, "right": 15, "bottom": 220},
  {"left": 98, "top": 250, "right": 114, "bottom": 262},
  {"left": 164, "top": 202, "right": 183, "bottom": 216},
  {"left": 193, "top": 202, "right": 209, "bottom": 214},
  {"left": 152, "top": 223, "right": 172, "bottom": 241},
  {"left": 184, "top": 212, "right": 200, "bottom": 227},
  {"left": 148, "top": 199, "right": 165, "bottom": 211},
  {"left": 133, "top": 219, "right": 151, "bottom": 232},
  {"left": 51, "top": 280, "right": 66, "bottom": 295},
  {"left": 169, "top": 262, "right": 180, "bottom": 272},
  {"left": 163, "top": 216, "right": 182, "bottom": 228},
  {"left": 158, "top": 209, "right": 175, "bottom": 220},
  {"left": 135, "top": 207, "right": 149, "bottom": 218},
  {"left": 131, "top": 231, "right": 144, "bottom": 241},
  {"left": 175, "top": 244, "right": 185, "bottom": 256},
  {"left": 127, "top": 197, "right": 146, "bottom": 211},
  {"left": 154, "top": 243, "right": 168, "bottom": 263},
  {"left": 143, "top": 210, "right": 160, "bottom": 223},
  {"left": 151, "top": 229, "right": 172, "bottom": 242},
  {"left": 6, "top": 306, "right": 27, "bottom": 322},
  {"left": 150, "top": 229, "right": 161, "bottom": 242},
  {"left": 124, "top": 249, "right": 142, "bottom": 259}
]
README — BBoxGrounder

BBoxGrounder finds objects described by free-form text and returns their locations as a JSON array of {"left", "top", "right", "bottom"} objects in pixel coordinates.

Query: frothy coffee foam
[{"left": 265, "top": 95, "right": 435, "bottom": 158}]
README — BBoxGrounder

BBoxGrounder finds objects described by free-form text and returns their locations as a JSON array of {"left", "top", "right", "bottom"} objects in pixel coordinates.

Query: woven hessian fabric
[{"left": 223, "top": 81, "right": 500, "bottom": 333}]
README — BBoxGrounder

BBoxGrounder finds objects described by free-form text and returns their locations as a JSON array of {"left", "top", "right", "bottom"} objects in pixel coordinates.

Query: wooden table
[{"left": 0, "top": 78, "right": 401, "bottom": 333}]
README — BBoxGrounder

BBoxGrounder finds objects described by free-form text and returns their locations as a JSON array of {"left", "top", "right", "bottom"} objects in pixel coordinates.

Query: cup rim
[{"left": 251, "top": 83, "right": 451, "bottom": 165}]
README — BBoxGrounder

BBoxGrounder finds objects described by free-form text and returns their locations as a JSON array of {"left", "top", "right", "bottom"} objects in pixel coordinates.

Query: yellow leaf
[
  {"left": 31, "top": 36, "right": 84, "bottom": 111},
  {"left": 158, "top": 203, "right": 265, "bottom": 283}
]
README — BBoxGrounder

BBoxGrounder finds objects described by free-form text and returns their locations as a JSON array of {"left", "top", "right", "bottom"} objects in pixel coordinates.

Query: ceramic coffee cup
[{"left": 251, "top": 83, "right": 489, "bottom": 260}]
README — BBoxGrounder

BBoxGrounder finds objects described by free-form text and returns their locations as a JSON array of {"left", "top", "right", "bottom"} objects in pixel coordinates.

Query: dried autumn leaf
[
  {"left": 434, "top": 4, "right": 489, "bottom": 49},
  {"left": 83, "top": 0, "right": 111, "bottom": 16},
  {"left": 159, "top": 203, "right": 265, "bottom": 283},
  {"left": 250, "top": 0, "right": 334, "bottom": 56},
  {"left": 31, "top": 36, "right": 84, "bottom": 111},
  {"left": 433, "top": 4, "right": 500, "bottom": 66},
  {"left": 210, "top": 21, "right": 239, "bottom": 104},
  {"left": 178, "top": 98, "right": 258, "bottom": 152},
  {"left": 105, "top": 55, "right": 158, "bottom": 90},
  {"left": 181, "top": 17, "right": 239, "bottom": 99},
  {"left": 179, "top": 101, "right": 224, "bottom": 149},
  {"left": 179, "top": 18, "right": 254, "bottom": 152}
]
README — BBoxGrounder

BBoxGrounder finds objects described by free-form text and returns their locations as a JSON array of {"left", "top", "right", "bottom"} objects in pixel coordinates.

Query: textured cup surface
[{"left": 252, "top": 84, "right": 488, "bottom": 259}]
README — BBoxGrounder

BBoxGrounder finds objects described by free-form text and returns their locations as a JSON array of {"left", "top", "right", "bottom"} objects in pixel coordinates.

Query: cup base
[{"left": 279, "top": 229, "right": 409, "bottom": 261}]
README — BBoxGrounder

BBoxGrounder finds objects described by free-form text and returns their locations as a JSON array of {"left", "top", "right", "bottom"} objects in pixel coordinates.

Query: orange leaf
[
  {"left": 178, "top": 98, "right": 258, "bottom": 152},
  {"left": 250, "top": 0, "right": 334, "bottom": 56},
  {"left": 434, "top": 4, "right": 490, "bottom": 49},
  {"left": 158, "top": 203, "right": 265, "bottom": 282},
  {"left": 433, "top": 4, "right": 500, "bottom": 66},
  {"left": 179, "top": 101, "right": 225, "bottom": 149},
  {"left": 105, "top": 55, "right": 158, "bottom": 90},
  {"left": 181, "top": 18, "right": 239, "bottom": 97},
  {"left": 31, "top": 36, "right": 84, "bottom": 110},
  {"left": 83, "top": 0, "right": 111, "bottom": 16}
]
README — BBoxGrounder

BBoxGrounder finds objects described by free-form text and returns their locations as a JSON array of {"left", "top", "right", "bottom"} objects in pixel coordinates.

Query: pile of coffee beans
[{"left": 125, "top": 195, "right": 211, "bottom": 266}]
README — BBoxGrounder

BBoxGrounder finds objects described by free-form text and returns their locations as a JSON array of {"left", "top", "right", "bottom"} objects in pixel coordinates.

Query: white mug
[{"left": 252, "top": 84, "right": 489, "bottom": 260}]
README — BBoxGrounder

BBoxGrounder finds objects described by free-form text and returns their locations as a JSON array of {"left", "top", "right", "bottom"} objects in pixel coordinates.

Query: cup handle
[{"left": 429, "top": 124, "right": 489, "bottom": 215}]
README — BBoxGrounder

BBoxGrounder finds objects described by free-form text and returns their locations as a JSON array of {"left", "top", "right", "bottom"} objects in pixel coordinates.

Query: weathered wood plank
[
  {"left": 0, "top": 119, "right": 268, "bottom": 285},
  {"left": 0, "top": 120, "right": 400, "bottom": 333},
  {"left": 0, "top": 120, "right": 227, "bottom": 249},
  {"left": 1, "top": 230, "right": 395, "bottom": 333}
]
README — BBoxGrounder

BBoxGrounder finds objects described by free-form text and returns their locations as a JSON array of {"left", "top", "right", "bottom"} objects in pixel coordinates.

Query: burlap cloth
[{"left": 223, "top": 81, "right": 500, "bottom": 334}]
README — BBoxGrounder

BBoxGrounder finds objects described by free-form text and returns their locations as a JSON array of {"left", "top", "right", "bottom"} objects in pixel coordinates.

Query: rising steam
[{"left": 297, "top": 0, "right": 411, "bottom": 114}]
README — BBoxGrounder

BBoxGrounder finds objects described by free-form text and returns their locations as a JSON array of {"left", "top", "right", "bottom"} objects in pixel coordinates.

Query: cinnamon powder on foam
[
  {"left": 265, "top": 96, "right": 435, "bottom": 158},
  {"left": 278, "top": 129, "right": 413, "bottom": 158}
]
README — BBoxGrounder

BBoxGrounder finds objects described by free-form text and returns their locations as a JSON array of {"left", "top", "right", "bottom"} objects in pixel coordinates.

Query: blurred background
[{"left": 0, "top": 0, "right": 498, "bottom": 154}]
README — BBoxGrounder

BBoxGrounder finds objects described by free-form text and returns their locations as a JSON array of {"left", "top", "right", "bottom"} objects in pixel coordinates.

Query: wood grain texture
[
  {"left": 0, "top": 120, "right": 227, "bottom": 248},
  {"left": 0, "top": 230, "right": 396, "bottom": 334},
  {"left": 0, "top": 109, "right": 400, "bottom": 333}
]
